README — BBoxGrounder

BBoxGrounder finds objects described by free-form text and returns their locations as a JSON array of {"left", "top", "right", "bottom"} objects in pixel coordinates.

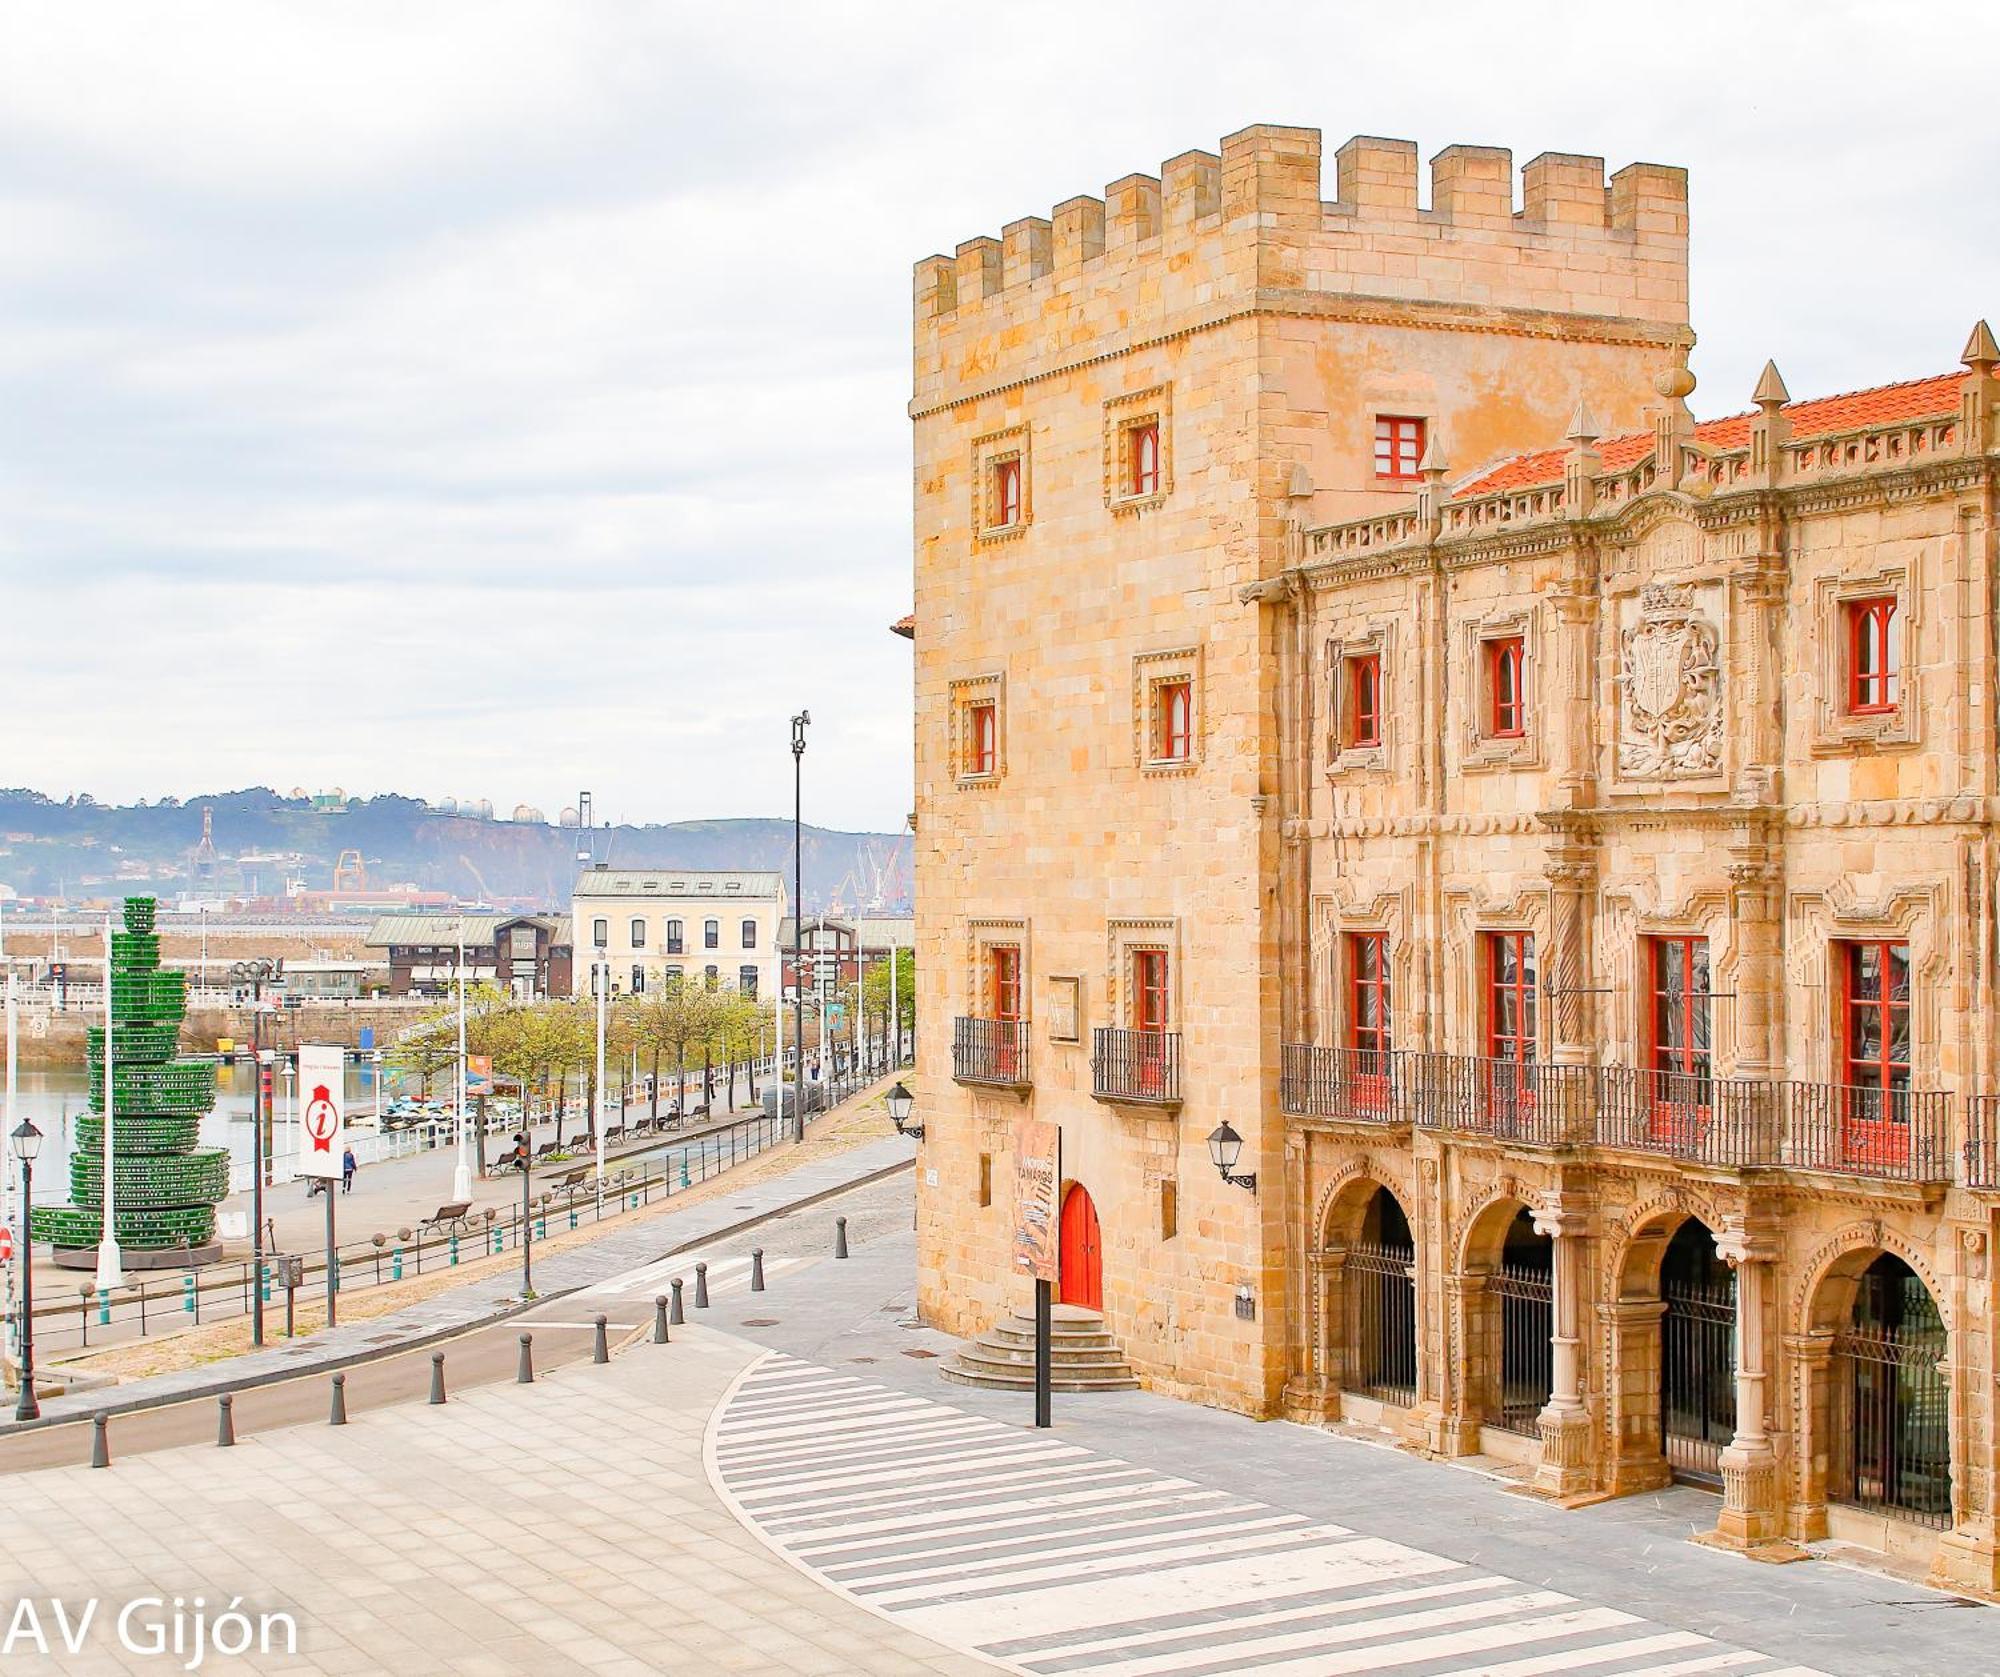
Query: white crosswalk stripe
[
  {"left": 710, "top": 1352, "right": 1835, "bottom": 1677},
  {"left": 579, "top": 1247, "right": 803, "bottom": 1300}
]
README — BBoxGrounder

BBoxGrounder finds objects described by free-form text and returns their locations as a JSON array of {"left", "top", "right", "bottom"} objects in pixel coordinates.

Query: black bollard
[
  {"left": 670, "top": 1278, "right": 685, "bottom": 1325},
  {"left": 429, "top": 1351, "right": 447, "bottom": 1405},
  {"left": 694, "top": 1262, "right": 709, "bottom": 1309},
  {"left": 653, "top": 1294, "right": 670, "bottom": 1344},
  {"left": 91, "top": 1412, "right": 110, "bottom": 1469},
  {"left": 517, "top": 1333, "right": 535, "bottom": 1384},
  {"left": 835, "top": 1216, "right": 849, "bottom": 1259},
  {"left": 217, "top": 1394, "right": 236, "bottom": 1448},
  {"left": 329, "top": 1373, "right": 348, "bottom": 1426},
  {"left": 750, "top": 1248, "right": 766, "bottom": 1291},
  {"left": 593, "top": 1314, "right": 610, "bottom": 1364}
]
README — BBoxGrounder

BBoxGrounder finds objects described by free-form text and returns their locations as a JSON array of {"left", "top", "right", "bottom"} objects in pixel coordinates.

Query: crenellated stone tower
[{"left": 910, "top": 124, "right": 1694, "bottom": 1415}]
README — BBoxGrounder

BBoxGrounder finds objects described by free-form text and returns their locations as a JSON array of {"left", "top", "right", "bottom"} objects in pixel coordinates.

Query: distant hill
[{"left": 0, "top": 788, "right": 910, "bottom": 913}]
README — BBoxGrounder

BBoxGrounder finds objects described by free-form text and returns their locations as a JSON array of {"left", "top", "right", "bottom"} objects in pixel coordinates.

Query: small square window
[
  {"left": 1846, "top": 597, "right": 1900, "bottom": 715},
  {"left": 1345, "top": 653, "right": 1381, "bottom": 748},
  {"left": 1374, "top": 415, "right": 1426, "bottom": 482},
  {"left": 1485, "top": 636, "right": 1526, "bottom": 738},
  {"left": 991, "top": 457, "right": 1022, "bottom": 529},
  {"left": 1153, "top": 678, "right": 1192, "bottom": 763}
]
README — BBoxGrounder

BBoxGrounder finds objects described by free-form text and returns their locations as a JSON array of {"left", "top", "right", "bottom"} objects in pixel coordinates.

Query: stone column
[
  {"left": 1605, "top": 1298, "right": 1672, "bottom": 1494},
  {"left": 1784, "top": 1329, "right": 1836, "bottom": 1542},
  {"left": 1428, "top": 1269, "right": 1487, "bottom": 1457},
  {"left": 1712, "top": 1217, "right": 1783, "bottom": 1548},
  {"left": 1725, "top": 849, "right": 1783, "bottom": 1083},
  {"left": 1932, "top": 1224, "right": 2000, "bottom": 1595},
  {"left": 1543, "top": 840, "right": 1598, "bottom": 1073},
  {"left": 1533, "top": 1202, "right": 1595, "bottom": 1498},
  {"left": 1284, "top": 1249, "right": 1344, "bottom": 1422}
]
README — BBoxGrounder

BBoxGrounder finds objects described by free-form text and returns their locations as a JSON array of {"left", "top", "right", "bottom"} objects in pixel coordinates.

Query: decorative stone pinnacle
[
  {"left": 1564, "top": 399, "right": 1601, "bottom": 447},
  {"left": 1752, "top": 359, "right": 1790, "bottom": 410},
  {"left": 1418, "top": 433, "right": 1448, "bottom": 476},
  {"left": 1963, "top": 318, "right": 1999, "bottom": 371}
]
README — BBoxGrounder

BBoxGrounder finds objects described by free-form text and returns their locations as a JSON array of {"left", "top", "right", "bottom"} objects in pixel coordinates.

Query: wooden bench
[
  {"left": 534, "top": 1141, "right": 561, "bottom": 1162},
  {"left": 603, "top": 1125, "right": 627, "bottom": 1147},
  {"left": 418, "top": 1201, "right": 474, "bottom": 1238}
]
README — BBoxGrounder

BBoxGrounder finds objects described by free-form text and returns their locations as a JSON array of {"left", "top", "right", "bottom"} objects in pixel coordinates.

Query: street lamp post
[
  {"left": 230, "top": 958, "right": 275, "bottom": 1347},
  {"left": 13, "top": 1118, "right": 42, "bottom": 1422},
  {"left": 592, "top": 954, "right": 607, "bottom": 1214},
  {"left": 791, "top": 710, "right": 810, "bottom": 1141},
  {"left": 453, "top": 922, "right": 472, "bottom": 1202}
]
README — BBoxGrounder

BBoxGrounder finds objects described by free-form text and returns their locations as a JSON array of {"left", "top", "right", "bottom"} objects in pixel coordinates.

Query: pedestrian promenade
[
  {"left": 0, "top": 1328, "right": 988, "bottom": 1677},
  {"left": 2, "top": 1131, "right": 912, "bottom": 1429}
]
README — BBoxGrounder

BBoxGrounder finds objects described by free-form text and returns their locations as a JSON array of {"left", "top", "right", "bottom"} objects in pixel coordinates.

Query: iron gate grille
[
  {"left": 1342, "top": 1241, "right": 1416, "bottom": 1408},
  {"left": 1836, "top": 1322, "right": 1951, "bottom": 1528},
  {"left": 1661, "top": 1279, "right": 1736, "bottom": 1482},
  {"left": 1492, "top": 1262, "right": 1553, "bottom": 1437}
]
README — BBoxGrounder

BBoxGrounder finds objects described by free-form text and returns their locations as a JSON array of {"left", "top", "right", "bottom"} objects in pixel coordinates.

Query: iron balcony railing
[
  {"left": 1415, "top": 1052, "right": 1598, "bottom": 1148},
  {"left": 1784, "top": 1080, "right": 1952, "bottom": 1184},
  {"left": 1091, "top": 1026, "right": 1182, "bottom": 1106},
  {"left": 1967, "top": 1096, "right": 2000, "bottom": 1189},
  {"left": 1281, "top": 1043, "right": 1408, "bottom": 1124},
  {"left": 1595, "top": 1065, "right": 1782, "bottom": 1167},
  {"left": 952, "top": 1016, "right": 1031, "bottom": 1088}
]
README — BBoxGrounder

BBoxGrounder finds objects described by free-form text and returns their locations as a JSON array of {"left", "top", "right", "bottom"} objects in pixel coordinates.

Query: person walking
[{"left": 341, "top": 1146, "right": 357, "bottom": 1194}]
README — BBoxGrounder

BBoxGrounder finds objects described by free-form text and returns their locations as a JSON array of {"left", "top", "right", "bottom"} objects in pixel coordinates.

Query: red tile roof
[
  {"left": 890, "top": 612, "right": 915, "bottom": 639},
  {"left": 1455, "top": 371, "right": 1967, "bottom": 498}
]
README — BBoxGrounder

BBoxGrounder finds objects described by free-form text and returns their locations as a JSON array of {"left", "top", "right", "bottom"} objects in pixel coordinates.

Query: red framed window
[
  {"left": 1155, "top": 678, "right": 1192, "bottom": 762},
  {"left": 1130, "top": 422, "right": 1161, "bottom": 496},
  {"left": 1646, "top": 936, "right": 1711, "bottom": 1088},
  {"left": 1374, "top": 415, "right": 1425, "bottom": 481},
  {"left": 966, "top": 701, "right": 997, "bottom": 775},
  {"left": 1841, "top": 940, "right": 1911, "bottom": 1095},
  {"left": 1484, "top": 931, "right": 1537, "bottom": 1065},
  {"left": 1486, "top": 636, "right": 1526, "bottom": 738},
  {"left": 1346, "top": 653, "right": 1381, "bottom": 748},
  {"left": 1846, "top": 597, "right": 1900, "bottom": 715},
  {"left": 1134, "top": 949, "right": 1169, "bottom": 1033},
  {"left": 990, "top": 946, "right": 1021, "bottom": 1022},
  {"left": 1347, "top": 933, "right": 1391, "bottom": 1059},
  {"left": 992, "top": 457, "right": 1022, "bottom": 527}
]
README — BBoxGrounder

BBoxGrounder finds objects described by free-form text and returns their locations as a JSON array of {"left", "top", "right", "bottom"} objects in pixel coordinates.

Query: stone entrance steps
[{"left": 940, "top": 1304, "right": 1140, "bottom": 1392}]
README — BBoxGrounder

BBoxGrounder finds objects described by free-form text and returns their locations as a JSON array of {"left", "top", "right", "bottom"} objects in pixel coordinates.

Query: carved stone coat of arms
[{"left": 1618, "top": 583, "right": 1723, "bottom": 778}]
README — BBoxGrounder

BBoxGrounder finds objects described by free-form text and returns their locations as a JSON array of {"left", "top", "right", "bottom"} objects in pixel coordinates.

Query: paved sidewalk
[
  {"left": 2, "top": 1135, "right": 913, "bottom": 1430},
  {"left": 0, "top": 1328, "right": 989, "bottom": 1677}
]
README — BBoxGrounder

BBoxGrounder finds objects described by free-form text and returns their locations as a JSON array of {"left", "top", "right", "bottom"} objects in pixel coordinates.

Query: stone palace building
[{"left": 906, "top": 121, "right": 2000, "bottom": 1592}]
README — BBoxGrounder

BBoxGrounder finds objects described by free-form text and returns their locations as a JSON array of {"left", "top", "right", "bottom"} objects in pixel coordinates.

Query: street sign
[
  {"left": 0, "top": 1225, "right": 12, "bottom": 1264},
  {"left": 298, "top": 1043, "right": 344, "bottom": 1179}
]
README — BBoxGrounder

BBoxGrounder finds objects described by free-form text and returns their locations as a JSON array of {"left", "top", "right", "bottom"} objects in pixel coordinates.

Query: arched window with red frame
[
  {"left": 1347, "top": 653, "right": 1381, "bottom": 748},
  {"left": 992, "top": 457, "right": 1022, "bottom": 528},
  {"left": 1847, "top": 597, "right": 1900, "bottom": 714},
  {"left": 1486, "top": 636, "right": 1526, "bottom": 738},
  {"left": 1130, "top": 422, "right": 1160, "bottom": 496},
  {"left": 1156, "top": 679, "right": 1192, "bottom": 762}
]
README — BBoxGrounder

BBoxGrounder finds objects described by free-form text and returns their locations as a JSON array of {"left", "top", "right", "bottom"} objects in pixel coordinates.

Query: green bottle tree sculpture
[{"left": 31, "top": 897, "right": 230, "bottom": 1261}]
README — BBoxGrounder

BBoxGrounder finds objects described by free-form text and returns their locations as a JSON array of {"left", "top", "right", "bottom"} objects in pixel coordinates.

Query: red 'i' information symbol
[{"left": 304, "top": 1085, "right": 339, "bottom": 1152}]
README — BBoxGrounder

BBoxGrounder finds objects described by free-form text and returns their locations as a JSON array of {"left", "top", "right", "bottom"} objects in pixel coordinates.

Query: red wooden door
[{"left": 1058, "top": 1183, "right": 1103, "bottom": 1311}]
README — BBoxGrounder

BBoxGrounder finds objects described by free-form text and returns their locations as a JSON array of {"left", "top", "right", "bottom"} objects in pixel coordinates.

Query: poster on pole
[
  {"left": 466, "top": 1054, "right": 493, "bottom": 1097},
  {"left": 298, "top": 1043, "right": 344, "bottom": 1179},
  {"left": 1012, "top": 1118, "right": 1061, "bottom": 1283}
]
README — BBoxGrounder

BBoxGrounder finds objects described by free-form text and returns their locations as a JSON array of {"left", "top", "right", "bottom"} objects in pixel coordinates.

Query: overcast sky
[{"left": 4, "top": 2, "right": 1995, "bottom": 831}]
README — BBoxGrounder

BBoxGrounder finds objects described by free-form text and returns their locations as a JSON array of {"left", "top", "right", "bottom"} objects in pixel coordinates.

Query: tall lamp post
[
  {"left": 230, "top": 958, "right": 275, "bottom": 1347},
  {"left": 453, "top": 921, "right": 472, "bottom": 1202},
  {"left": 12, "top": 1117, "right": 42, "bottom": 1422},
  {"left": 592, "top": 952, "right": 608, "bottom": 1214},
  {"left": 791, "top": 710, "right": 810, "bottom": 1141}
]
